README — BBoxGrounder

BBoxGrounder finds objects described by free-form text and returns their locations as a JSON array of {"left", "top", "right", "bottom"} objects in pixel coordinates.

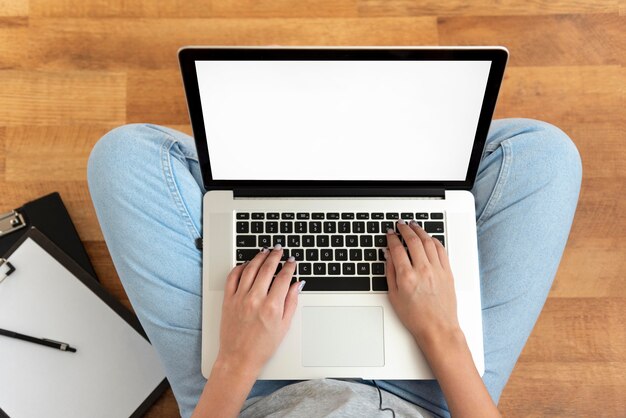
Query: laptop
[{"left": 178, "top": 46, "right": 508, "bottom": 380}]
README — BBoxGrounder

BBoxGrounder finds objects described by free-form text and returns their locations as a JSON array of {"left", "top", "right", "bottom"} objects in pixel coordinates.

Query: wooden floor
[{"left": 1, "top": 1, "right": 624, "bottom": 417}]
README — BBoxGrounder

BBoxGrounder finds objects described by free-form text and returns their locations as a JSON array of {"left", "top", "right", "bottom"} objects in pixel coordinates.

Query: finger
[
  {"left": 238, "top": 247, "right": 270, "bottom": 294},
  {"left": 268, "top": 255, "right": 297, "bottom": 303},
  {"left": 250, "top": 244, "right": 284, "bottom": 296},
  {"left": 433, "top": 237, "right": 451, "bottom": 272},
  {"left": 224, "top": 262, "right": 246, "bottom": 297},
  {"left": 385, "top": 227, "right": 412, "bottom": 273},
  {"left": 383, "top": 248, "right": 398, "bottom": 293},
  {"left": 408, "top": 221, "right": 441, "bottom": 266},
  {"left": 282, "top": 279, "right": 305, "bottom": 322},
  {"left": 396, "top": 220, "right": 429, "bottom": 268}
]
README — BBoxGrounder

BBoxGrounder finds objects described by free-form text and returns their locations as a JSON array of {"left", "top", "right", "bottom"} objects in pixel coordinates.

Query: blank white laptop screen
[{"left": 195, "top": 60, "right": 492, "bottom": 181}]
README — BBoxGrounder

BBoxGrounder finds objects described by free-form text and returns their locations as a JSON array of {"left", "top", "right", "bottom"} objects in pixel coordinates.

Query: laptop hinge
[{"left": 233, "top": 188, "right": 445, "bottom": 199}]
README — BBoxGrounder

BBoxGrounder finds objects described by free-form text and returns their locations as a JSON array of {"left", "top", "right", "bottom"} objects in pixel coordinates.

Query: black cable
[{"left": 371, "top": 380, "right": 396, "bottom": 417}]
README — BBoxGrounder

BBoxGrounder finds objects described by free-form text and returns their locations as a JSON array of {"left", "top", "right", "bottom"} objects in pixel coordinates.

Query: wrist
[
  {"left": 413, "top": 325, "right": 467, "bottom": 359},
  {"left": 213, "top": 353, "right": 262, "bottom": 381}
]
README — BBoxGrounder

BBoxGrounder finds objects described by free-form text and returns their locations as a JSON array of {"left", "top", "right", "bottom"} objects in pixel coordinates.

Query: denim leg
[
  {"left": 87, "top": 124, "right": 296, "bottom": 417},
  {"left": 371, "top": 119, "right": 582, "bottom": 417}
]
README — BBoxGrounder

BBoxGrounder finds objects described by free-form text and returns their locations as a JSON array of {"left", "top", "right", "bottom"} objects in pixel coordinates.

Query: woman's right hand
[{"left": 384, "top": 219, "right": 461, "bottom": 348}]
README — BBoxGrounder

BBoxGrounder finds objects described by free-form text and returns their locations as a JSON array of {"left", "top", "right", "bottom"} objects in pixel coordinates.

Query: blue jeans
[{"left": 87, "top": 119, "right": 581, "bottom": 418}]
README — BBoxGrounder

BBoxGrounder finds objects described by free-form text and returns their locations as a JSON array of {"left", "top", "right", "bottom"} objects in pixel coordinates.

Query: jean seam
[
  {"left": 476, "top": 139, "right": 512, "bottom": 228},
  {"left": 146, "top": 124, "right": 200, "bottom": 163},
  {"left": 160, "top": 137, "right": 202, "bottom": 241}
]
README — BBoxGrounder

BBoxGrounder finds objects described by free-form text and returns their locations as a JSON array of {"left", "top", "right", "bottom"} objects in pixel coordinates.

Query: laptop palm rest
[{"left": 301, "top": 306, "right": 385, "bottom": 367}]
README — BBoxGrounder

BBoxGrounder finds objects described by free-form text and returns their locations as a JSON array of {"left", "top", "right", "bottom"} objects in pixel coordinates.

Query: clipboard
[
  {"left": 0, "top": 228, "right": 168, "bottom": 417},
  {"left": 0, "top": 192, "right": 98, "bottom": 281}
]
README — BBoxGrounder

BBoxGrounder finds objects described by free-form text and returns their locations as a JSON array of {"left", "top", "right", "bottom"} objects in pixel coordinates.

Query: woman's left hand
[{"left": 216, "top": 245, "right": 303, "bottom": 374}]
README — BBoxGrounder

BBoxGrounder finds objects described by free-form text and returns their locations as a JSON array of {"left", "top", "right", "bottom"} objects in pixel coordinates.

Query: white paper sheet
[{"left": 0, "top": 238, "right": 166, "bottom": 417}]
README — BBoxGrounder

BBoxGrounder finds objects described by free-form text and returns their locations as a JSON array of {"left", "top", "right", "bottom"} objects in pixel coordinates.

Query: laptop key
[
  {"left": 323, "top": 222, "right": 336, "bottom": 233},
  {"left": 359, "top": 236, "right": 373, "bottom": 247},
  {"left": 346, "top": 235, "right": 358, "bottom": 247},
  {"left": 367, "top": 222, "right": 380, "bottom": 233},
  {"left": 425, "top": 222, "right": 444, "bottom": 233},
  {"left": 299, "top": 263, "right": 312, "bottom": 275},
  {"left": 372, "top": 263, "right": 385, "bottom": 275},
  {"left": 338, "top": 222, "right": 350, "bottom": 233},
  {"left": 258, "top": 235, "right": 271, "bottom": 247},
  {"left": 357, "top": 263, "right": 370, "bottom": 275},
  {"left": 302, "top": 235, "right": 315, "bottom": 247},
  {"left": 236, "top": 222, "right": 249, "bottom": 233},
  {"left": 401, "top": 213, "right": 414, "bottom": 219},
  {"left": 281, "top": 213, "right": 295, "bottom": 220},
  {"left": 313, "top": 263, "right": 326, "bottom": 275},
  {"left": 251, "top": 221, "right": 263, "bottom": 233},
  {"left": 320, "top": 249, "right": 333, "bottom": 260},
  {"left": 374, "top": 235, "right": 387, "bottom": 247},
  {"left": 372, "top": 213, "right": 384, "bottom": 219},
  {"left": 301, "top": 277, "right": 370, "bottom": 291},
  {"left": 372, "top": 277, "right": 389, "bottom": 291},
  {"left": 349, "top": 249, "right": 363, "bottom": 261},
  {"left": 251, "top": 213, "right": 265, "bottom": 219},
  {"left": 267, "top": 213, "right": 280, "bottom": 220},
  {"left": 312, "top": 213, "right": 325, "bottom": 219},
  {"left": 364, "top": 249, "right": 377, "bottom": 260},
  {"left": 415, "top": 212, "right": 429, "bottom": 219},
  {"left": 356, "top": 213, "right": 369, "bottom": 219},
  {"left": 341, "top": 213, "right": 355, "bottom": 220},
  {"left": 381, "top": 221, "right": 394, "bottom": 232},
  {"left": 236, "top": 235, "right": 256, "bottom": 247},
  {"left": 331, "top": 235, "right": 344, "bottom": 247},
  {"left": 266, "top": 221, "right": 278, "bottom": 233},
  {"left": 431, "top": 213, "right": 444, "bottom": 220},
  {"left": 352, "top": 221, "right": 365, "bottom": 233},
  {"left": 335, "top": 249, "right": 348, "bottom": 261},
  {"left": 327, "top": 213, "right": 340, "bottom": 220},
  {"left": 306, "top": 249, "right": 319, "bottom": 261},
  {"left": 310, "top": 222, "right": 322, "bottom": 233},
  {"left": 316, "top": 235, "right": 330, "bottom": 247},
  {"left": 236, "top": 249, "right": 258, "bottom": 262},
  {"left": 273, "top": 235, "right": 286, "bottom": 246},
  {"left": 378, "top": 249, "right": 386, "bottom": 261},
  {"left": 280, "top": 222, "right": 293, "bottom": 233},
  {"left": 342, "top": 263, "right": 356, "bottom": 275},
  {"left": 295, "top": 222, "right": 307, "bottom": 233},
  {"left": 297, "top": 213, "right": 310, "bottom": 219},
  {"left": 288, "top": 235, "right": 300, "bottom": 247},
  {"left": 386, "top": 213, "right": 399, "bottom": 220},
  {"left": 291, "top": 248, "right": 304, "bottom": 261},
  {"left": 236, "top": 213, "right": 249, "bottom": 219},
  {"left": 328, "top": 263, "right": 341, "bottom": 275}
]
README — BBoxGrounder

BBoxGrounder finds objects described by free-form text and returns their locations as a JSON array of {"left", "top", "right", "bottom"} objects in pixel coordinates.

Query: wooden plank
[
  {"left": 552, "top": 237, "right": 626, "bottom": 298},
  {"left": 520, "top": 298, "right": 626, "bottom": 362},
  {"left": 4, "top": 125, "right": 112, "bottom": 182},
  {"left": 359, "top": 0, "right": 618, "bottom": 17},
  {"left": 30, "top": 0, "right": 358, "bottom": 18},
  {"left": 0, "top": 71, "right": 126, "bottom": 125},
  {"left": 126, "top": 70, "right": 189, "bottom": 125},
  {"left": 143, "top": 389, "right": 178, "bottom": 418},
  {"left": 27, "top": 17, "right": 438, "bottom": 70},
  {"left": 0, "top": 18, "right": 30, "bottom": 70},
  {"left": 494, "top": 66, "right": 623, "bottom": 124},
  {"left": 500, "top": 361, "right": 626, "bottom": 417},
  {"left": 0, "top": 0, "right": 29, "bottom": 16},
  {"left": 438, "top": 14, "right": 625, "bottom": 66}
]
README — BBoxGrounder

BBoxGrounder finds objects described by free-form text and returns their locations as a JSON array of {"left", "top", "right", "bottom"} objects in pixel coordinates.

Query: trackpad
[{"left": 302, "top": 306, "right": 384, "bottom": 367}]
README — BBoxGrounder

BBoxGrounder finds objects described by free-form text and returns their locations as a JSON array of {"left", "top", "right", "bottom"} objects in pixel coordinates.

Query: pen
[{"left": 0, "top": 328, "right": 77, "bottom": 353}]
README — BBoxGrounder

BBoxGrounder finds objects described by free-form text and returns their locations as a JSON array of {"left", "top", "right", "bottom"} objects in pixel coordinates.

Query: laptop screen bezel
[{"left": 179, "top": 47, "right": 508, "bottom": 191}]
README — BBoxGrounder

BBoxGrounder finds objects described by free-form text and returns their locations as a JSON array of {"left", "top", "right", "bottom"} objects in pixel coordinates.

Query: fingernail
[
  {"left": 287, "top": 256, "right": 295, "bottom": 263},
  {"left": 383, "top": 248, "right": 389, "bottom": 259},
  {"left": 398, "top": 219, "right": 406, "bottom": 224},
  {"left": 386, "top": 228, "right": 394, "bottom": 234},
  {"left": 298, "top": 280, "right": 306, "bottom": 293},
  {"left": 261, "top": 246, "right": 269, "bottom": 253},
  {"left": 274, "top": 244, "right": 282, "bottom": 251},
  {"left": 409, "top": 220, "right": 418, "bottom": 226}
]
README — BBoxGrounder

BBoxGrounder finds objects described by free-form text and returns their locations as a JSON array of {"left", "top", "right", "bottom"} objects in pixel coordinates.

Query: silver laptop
[{"left": 178, "top": 46, "right": 508, "bottom": 380}]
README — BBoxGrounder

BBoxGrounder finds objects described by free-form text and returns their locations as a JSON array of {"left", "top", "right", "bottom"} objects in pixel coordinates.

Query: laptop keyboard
[{"left": 234, "top": 212, "right": 446, "bottom": 292}]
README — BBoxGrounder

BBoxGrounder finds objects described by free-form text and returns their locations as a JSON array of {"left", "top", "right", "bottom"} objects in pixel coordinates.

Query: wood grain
[
  {"left": 359, "top": 0, "right": 619, "bottom": 17},
  {"left": 438, "top": 14, "right": 625, "bottom": 66},
  {"left": 0, "top": 2, "right": 624, "bottom": 416},
  {"left": 0, "top": 71, "right": 126, "bottom": 125},
  {"left": 25, "top": 17, "right": 437, "bottom": 71}
]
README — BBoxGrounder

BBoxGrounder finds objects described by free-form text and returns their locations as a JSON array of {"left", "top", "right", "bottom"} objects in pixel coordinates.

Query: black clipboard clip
[
  {"left": 0, "top": 210, "right": 27, "bottom": 238},
  {"left": 0, "top": 258, "right": 16, "bottom": 284}
]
